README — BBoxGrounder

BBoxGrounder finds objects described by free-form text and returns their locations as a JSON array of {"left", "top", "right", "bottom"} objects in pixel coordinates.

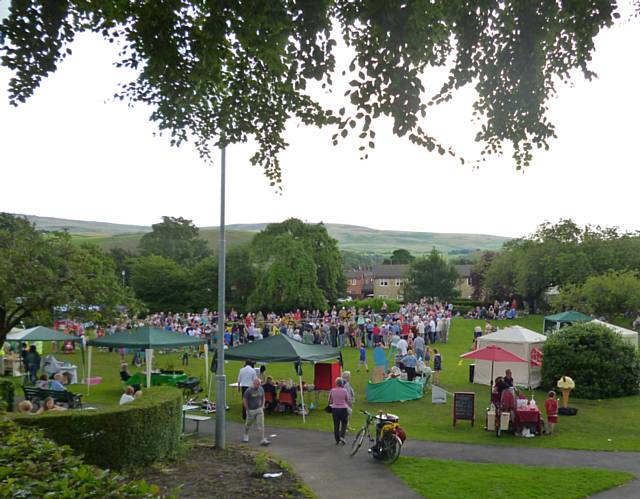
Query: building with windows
[{"left": 371, "top": 264, "right": 409, "bottom": 301}]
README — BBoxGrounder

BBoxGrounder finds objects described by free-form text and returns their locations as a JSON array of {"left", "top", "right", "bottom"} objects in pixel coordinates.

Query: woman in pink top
[{"left": 329, "top": 377, "right": 351, "bottom": 445}]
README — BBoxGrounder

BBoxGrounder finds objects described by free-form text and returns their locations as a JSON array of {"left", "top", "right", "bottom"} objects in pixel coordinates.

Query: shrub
[
  {"left": 542, "top": 323, "right": 640, "bottom": 399},
  {"left": 13, "top": 386, "right": 181, "bottom": 470},
  {"left": 0, "top": 418, "right": 159, "bottom": 497},
  {"left": 0, "top": 379, "right": 14, "bottom": 411},
  {"left": 350, "top": 298, "right": 400, "bottom": 313}
]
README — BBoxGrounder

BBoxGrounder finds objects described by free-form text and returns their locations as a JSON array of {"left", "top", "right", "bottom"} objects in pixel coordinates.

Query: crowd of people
[{"left": 464, "top": 300, "right": 518, "bottom": 320}]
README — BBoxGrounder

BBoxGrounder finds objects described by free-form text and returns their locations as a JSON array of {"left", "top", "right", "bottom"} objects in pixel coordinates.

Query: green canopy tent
[
  {"left": 365, "top": 377, "right": 425, "bottom": 403},
  {"left": 87, "top": 327, "right": 207, "bottom": 392},
  {"left": 543, "top": 311, "right": 593, "bottom": 333},
  {"left": 225, "top": 334, "right": 341, "bottom": 422},
  {"left": 6, "top": 326, "right": 84, "bottom": 383}
]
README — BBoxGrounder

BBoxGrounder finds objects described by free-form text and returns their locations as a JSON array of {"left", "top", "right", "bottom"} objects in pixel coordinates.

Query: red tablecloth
[{"left": 514, "top": 407, "right": 542, "bottom": 435}]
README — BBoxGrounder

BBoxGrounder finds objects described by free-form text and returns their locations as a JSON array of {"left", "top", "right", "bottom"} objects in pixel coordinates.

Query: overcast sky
[{"left": 1, "top": 4, "right": 639, "bottom": 238}]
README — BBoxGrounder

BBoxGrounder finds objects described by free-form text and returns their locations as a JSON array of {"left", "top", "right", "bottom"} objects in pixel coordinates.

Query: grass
[
  {"left": 10, "top": 314, "right": 640, "bottom": 452},
  {"left": 390, "top": 457, "right": 634, "bottom": 499}
]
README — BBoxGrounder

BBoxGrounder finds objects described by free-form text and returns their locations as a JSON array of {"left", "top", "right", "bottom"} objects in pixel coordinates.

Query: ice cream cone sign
[{"left": 557, "top": 376, "right": 575, "bottom": 408}]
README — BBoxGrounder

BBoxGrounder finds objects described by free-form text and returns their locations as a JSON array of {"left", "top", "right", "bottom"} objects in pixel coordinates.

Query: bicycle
[{"left": 350, "top": 410, "right": 403, "bottom": 464}]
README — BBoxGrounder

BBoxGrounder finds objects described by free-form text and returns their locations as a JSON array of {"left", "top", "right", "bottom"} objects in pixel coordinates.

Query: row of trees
[{"left": 471, "top": 220, "right": 640, "bottom": 315}]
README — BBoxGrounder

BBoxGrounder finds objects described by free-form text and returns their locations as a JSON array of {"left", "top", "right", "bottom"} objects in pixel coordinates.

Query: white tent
[
  {"left": 591, "top": 319, "right": 639, "bottom": 349},
  {"left": 474, "top": 326, "right": 547, "bottom": 388}
]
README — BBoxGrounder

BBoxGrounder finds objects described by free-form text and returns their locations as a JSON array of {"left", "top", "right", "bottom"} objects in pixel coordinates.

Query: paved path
[{"left": 190, "top": 419, "right": 640, "bottom": 499}]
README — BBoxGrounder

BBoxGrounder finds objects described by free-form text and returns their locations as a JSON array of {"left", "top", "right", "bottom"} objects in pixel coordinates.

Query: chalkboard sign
[{"left": 453, "top": 392, "right": 475, "bottom": 426}]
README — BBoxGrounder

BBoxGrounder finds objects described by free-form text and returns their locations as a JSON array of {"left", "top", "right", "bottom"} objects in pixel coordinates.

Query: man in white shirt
[
  {"left": 397, "top": 337, "right": 408, "bottom": 356},
  {"left": 119, "top": 386, "right": 135, "bottom": 405},
  {"left": 238, "top": 360, "right": 258, "bottom": 420}
]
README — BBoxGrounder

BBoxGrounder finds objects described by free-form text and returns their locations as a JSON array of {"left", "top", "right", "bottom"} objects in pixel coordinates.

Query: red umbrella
[{"left": 460, "top": 345, "right": 527, "bottom": 391}]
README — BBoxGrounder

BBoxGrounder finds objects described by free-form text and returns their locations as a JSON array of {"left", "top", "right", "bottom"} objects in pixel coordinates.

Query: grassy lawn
[
  {"left": 8, "top": 315, "right": 640, "bottom": 451},
  {"left": 390, "top": 457, "right": 634, "bottom": 499}
]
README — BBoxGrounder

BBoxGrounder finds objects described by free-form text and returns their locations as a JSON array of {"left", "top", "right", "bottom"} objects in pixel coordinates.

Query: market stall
[
  {"left": 543, "top": 310, "right": 592, "bottom": 332},
  {"left": 590, "top": 319, "right": 639, "bottom": 349}
]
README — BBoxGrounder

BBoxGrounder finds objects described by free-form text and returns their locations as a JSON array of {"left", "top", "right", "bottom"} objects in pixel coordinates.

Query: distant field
[{"left": 22, "top": 214, "right": 510, "bottom": 255}]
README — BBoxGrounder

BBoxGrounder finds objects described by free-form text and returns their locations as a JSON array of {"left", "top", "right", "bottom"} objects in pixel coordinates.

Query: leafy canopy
[
  {"left": 406, "top": 248, "right": 459, "bottom": 301},
  {"left": 138, "top": 216, "right": 211, "bottom": 265},
  {"left": 0, "top": 1, "right": 622, "bottom": 183},
  {"left": 0, "top": 213, "right": 134, "bottom": 343}
]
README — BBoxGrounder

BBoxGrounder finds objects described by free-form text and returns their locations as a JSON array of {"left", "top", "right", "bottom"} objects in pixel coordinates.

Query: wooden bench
[
  {"left": 184, "top": 414, "right": 211, "bottom": 435},
  {"left": 23, "top": 386, "right": 82, "bottom": 409}
]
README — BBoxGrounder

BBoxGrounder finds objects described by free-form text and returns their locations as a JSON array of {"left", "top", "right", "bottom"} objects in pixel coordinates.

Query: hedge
[
  {"left": 541, "top": 323, "right": 640, "bottom": 399},
  {"left": 0, "top": 379, "right": 14, "bottom": 412},
  {"left": 0, "top": 419, "right": 159, "bottom": 497},
  {"left": 13, "top": 386, "right": 181, "bottom": 470},
  {"left": 350, "top": 298, "right": 400, "bottom": 313}
]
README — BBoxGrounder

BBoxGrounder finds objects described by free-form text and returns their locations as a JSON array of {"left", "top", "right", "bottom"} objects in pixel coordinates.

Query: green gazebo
[{"left": 543, "top": 311, "right": 593, "bottom": 333}]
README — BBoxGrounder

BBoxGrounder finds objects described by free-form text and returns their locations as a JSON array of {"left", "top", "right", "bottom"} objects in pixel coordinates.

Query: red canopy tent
[{"left": 460, "top": 345, "right": 527, "bottom": 392}]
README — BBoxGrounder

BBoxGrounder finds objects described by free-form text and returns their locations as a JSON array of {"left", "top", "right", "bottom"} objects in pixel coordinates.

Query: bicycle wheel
[
  {"left": 350, "top": 427, "right": 367, "bottom": 456},
  {"left": 381, "top": 434, "right": 402, "bottom": 464}
]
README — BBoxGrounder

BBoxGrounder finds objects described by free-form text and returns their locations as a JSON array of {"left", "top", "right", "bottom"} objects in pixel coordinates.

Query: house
[
  {"left": 454, "top": 264, "right": 473, "bottom": 299},
  {"left": 371, "top": 264, "right": 409, "bottom": 301},
  {"left": 345, "top": 268, "right": 374, "bottom": 300}
]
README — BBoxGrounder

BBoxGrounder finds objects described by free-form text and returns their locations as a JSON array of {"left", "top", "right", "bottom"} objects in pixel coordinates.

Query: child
[
  {"left": 357, "top": 344, "right": 369, "bottom": 372},
  {"left": 544, "top": 391, "right": 558, "bottom": 435},
  {"left": 433, "top": 349, "right": 442, "bottom": 385}
]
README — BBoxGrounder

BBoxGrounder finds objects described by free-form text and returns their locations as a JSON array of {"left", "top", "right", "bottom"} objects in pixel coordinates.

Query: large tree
[
  {"left": 0, "top": 1, "right": 627, "bottom": 183},
  {"left": 129, "top": 255, "right": 191, "bottom": 313},
  {"left": 138, "top": 216, "right": 211, "bottom": 266},
  {"left": 384, "top": 249, "right": 415, "bottom": 265},
  {"left": 252, "top": 218, "right": 344, "bottom": 303},
  {"left": 0, "top": 213, "right": 132, "bottom": 344},
  {"left": 406, "top": 248, "right": 459, "bottom": 301}
]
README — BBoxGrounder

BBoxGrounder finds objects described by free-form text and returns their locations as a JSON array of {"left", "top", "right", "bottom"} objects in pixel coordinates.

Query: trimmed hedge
[
  {"left": 542, "top": 323, "right": 640, "bottom": 399},
  {"left": 351, "top": 298, "right": 400, "bottom": 313},
  {"left": 0, "top": 379, "right": 14, "bottom": 412},
  {"left": 13, "top": 386, "right": 181, "bottom": 470},
  {"left": 0, "top": 419, "right": 159, "bottom": 497}
]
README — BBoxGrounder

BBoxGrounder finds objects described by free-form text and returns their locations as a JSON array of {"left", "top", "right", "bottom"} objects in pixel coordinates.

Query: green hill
[{"left": 17, "top": 214, "right": 509, "bottom": 255}]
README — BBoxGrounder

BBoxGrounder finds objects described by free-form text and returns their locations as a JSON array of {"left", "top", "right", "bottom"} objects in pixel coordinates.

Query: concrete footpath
[{"left": 191, "top": 419, "right": 640, "bottom": 499}]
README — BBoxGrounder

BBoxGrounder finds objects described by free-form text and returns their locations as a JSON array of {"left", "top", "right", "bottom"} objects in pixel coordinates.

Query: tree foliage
[
  {"left": 0, "top": 1, "right": 623, "bottom": 183},
  {"left": 249, "top": 233, "right": 326, "bottom": 313},
  {"left": 557, "top": 270, "right": 640, "bottom": 317},
  {"left": 541, "top": 323, "right": 640, "bottom": 399},
  {"left": 129, "top": 255, "right": 191, "bottom": 313},
  {"left": 383, "top": 249, "right": 415, "bottom": 265},
  {"left": 406, "top": 248, "right": 459, "bottom": 302},
  {"left": 138, "top": 216, "right": 210, "bottom": 266},
  {"left": 253, "top": 218, "right": 344, "bottom": 303},
  {"left": 0, "top": 213, "right": 133, "bottom": 344}
]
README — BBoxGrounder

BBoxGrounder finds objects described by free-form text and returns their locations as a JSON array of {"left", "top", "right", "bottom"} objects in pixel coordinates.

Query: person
[
  {"left": 238, "top": 360, "right": 258, "bottom": 420},
  {"left": 18, "top": 400, "right": 34, "bottom": 414},
  {"left": 544, "top": 391, "right": 559, "bottom": 435},
  {"left": 119, "top": 386, "right": 135, "bottom": 405},
  {"left": 433, "top": 349, "right": 442, "bottom": 385},
  {"left": 134, "top": 390, "right": 144, "bottom": 400},
  {"left": 396, "top": 335, "right": 408, "bottom": 356},
  {"left": 414, "top": 333, "right": 425, "bottom": 360},
  {"left": 258, "top": 365, "right": 267, "bottom": 383},
  {"left": 37, "top": 396, "right": 67, "bottom": 413},
  {"left": 25, "top": 345, "right": 41, "bottom": 384},
  {"left": 402, "top": 349, "right": 418, "bottom": 381},
  {"left": 49, "top": 373, "right": 66, "bottom": 391},
  {"left": 328, "top": 377, "right": 351, "bottom": 445},
  {"left": 357, "top": 344, "right": 368, "bottom": 372},
  {"left": 262, "top": 376, "right": 278, "bottom": 413},
  {"left": 243, "top": 378, "right": 270, "bottom": 446},
  {"left": 503, "top": 369, "right": 514, "bottom": 388},
  {"left": 35, "top": 374, "right": 49, "bottom": 389}
]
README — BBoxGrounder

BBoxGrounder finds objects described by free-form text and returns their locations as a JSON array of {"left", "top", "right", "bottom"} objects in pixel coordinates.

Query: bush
[
  {"left": 542, "top": 323, "right": 640, "bottom": 399},
  {"left": 13, "top": 386, "right": 181, "bottom": 470},
  {"left": 350, "top": 298, "right": 400, "bottom": 313},
  {"left": 0, "top": 418, "right": 158, "bottom": 497},
  {"left": 0, "top": 379, "right": 14, "bottom": 411}
]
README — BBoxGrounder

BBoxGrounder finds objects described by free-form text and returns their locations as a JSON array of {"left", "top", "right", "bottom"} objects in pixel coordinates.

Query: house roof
[
  {"left": 344, "top": 269, "right": 363, "bottom": 279},
  {"left": 455, "top": 264, "right": 473, "bottom": 278},
  {"left": 372, "top": 264, "right": 410, "bottom": 279}
]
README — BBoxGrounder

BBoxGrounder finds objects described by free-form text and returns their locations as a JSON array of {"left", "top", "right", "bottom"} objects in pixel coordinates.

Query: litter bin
[{"left": 469, "top": 363, "right": 475, "bottom": 383}]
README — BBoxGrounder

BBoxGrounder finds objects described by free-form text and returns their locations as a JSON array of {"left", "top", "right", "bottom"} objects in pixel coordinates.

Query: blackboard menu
[{"left": 453, "top": 392, "right": 475, "bottom": 426}]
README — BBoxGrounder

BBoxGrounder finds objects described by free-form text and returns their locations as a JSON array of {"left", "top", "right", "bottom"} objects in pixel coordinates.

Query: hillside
[{"left": 17, "top": 214, "right": 510, "bottom": 255}]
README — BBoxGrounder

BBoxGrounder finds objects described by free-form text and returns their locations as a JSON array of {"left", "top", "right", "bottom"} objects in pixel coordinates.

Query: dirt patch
[{"left": 130, "top": 441, "right": 314, "bottom": 498}]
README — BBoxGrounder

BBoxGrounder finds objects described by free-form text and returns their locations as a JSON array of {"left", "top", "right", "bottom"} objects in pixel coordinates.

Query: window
[
  {"left": 351, "top": 279, "right": 357, "bottom": 285},
  {"left": 379, "top": 279, "right": 388, "bottom": 287},
  {"left": 397, "top": 294, "right": 404, "bottom": 301},
  {"left": 379, "top": 295, "right": 387, "bottom": 299},
  {"left": 395, "top": 279, "right": 403, "bottom": 287}
]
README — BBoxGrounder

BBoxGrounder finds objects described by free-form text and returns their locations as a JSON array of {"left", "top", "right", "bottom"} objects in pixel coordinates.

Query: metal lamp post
[{"left": 215, "top": 146, "right": 227, "bottom": 449}]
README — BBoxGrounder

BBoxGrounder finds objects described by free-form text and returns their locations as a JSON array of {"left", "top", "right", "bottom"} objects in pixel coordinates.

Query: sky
[{"left": 1, "top": 4, "right": 639, "bottom": 239}]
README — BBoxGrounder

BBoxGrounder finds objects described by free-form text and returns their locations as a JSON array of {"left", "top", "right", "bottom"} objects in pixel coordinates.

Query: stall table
[{"left": 514, "top": 406, "right": 543, "bottom": 435}]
